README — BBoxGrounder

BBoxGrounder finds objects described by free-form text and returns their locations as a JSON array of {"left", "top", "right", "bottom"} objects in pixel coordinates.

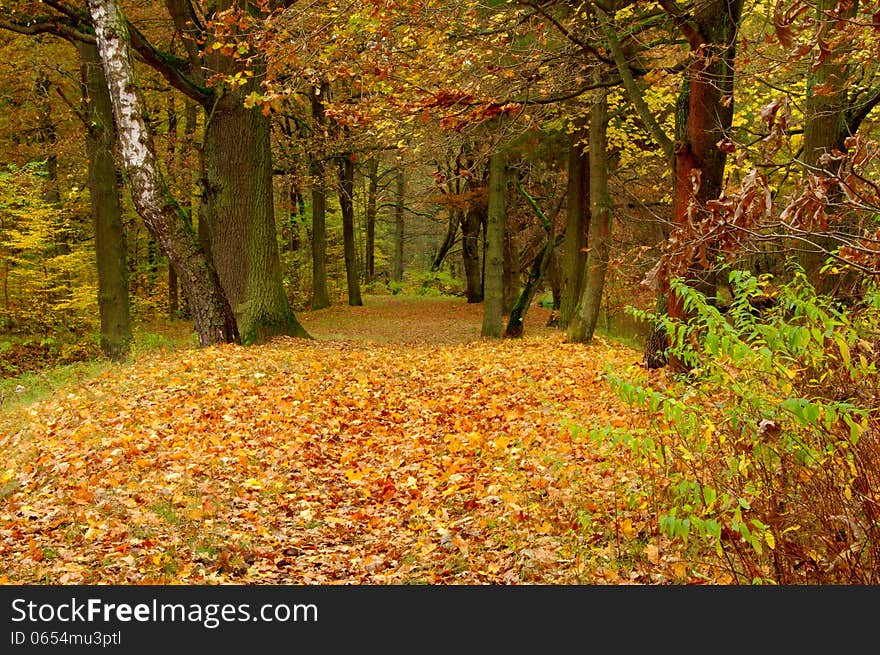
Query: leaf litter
[{"left": 1, "top": 298, "right": 691, "bottom": 584}]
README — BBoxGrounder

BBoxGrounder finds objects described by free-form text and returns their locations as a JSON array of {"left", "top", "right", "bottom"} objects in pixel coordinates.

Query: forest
[{"left": 0, "top": 0, "right": 878, "bottom": 586}]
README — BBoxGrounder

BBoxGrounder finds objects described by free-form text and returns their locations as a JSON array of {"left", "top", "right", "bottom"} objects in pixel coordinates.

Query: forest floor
[{"left": 0, "top": 295, "right": 699, "bottom": 584}]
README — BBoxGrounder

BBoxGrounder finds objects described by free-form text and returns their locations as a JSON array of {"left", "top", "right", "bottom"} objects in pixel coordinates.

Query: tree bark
[
  {"left": 664, "top": 0, "right": 743, "bottom": 369},
  {"left": 603, "top": 0, "right": 742, "bottom": 368},
  {"left": 203, "top": 91, "right": 309, "bottom": 343},
  {"left": 431, "top": 210, "right": 459, "bottom": 272},
  {"left": 503, "top": 225, "right": 517, "bottom": 314},
  {"left": 461, "top": 206, "right": 484, "bottom": 302},
  {"left": 559, "top": 125, "right": 589, "bottom": 329},
  {"left": 569, "top": 77, "right": 611, "bottom": 344},
  {"left": 798, "top": 0, "right": 858, "bottom": 293},
  {"left": 86, "top": 0, "right": 238, "bottom": 346},
  {"left": 165, "top": 0, "right": 308, "bottom": 343},
  {"left": 481, "top": 148, "right": 507, "bottom": 338},
  {"left": 393, "top": 166, "right": 405, "bottom": 282},
  {"left": 77, "top": 40, "right": 132, "bottom": 361},
  {"left": 365, "top": 156, "right": 379, "bottom": 282},
  {"left": 338, "top": 155, "right": 363, "bottom": 306}
]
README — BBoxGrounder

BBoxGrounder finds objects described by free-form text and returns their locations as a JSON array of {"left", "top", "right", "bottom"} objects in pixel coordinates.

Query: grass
[
  {"left": 0, "top": 359, "right": 112, "bottom": 415},
  {"left": 0, "top": 319, "right": 198, "bottom": 418}
]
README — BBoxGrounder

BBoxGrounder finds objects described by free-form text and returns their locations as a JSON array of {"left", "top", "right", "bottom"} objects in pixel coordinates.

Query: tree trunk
[
  {"left": 203, "top": 92, "right": 309, "bottom": 343},
  {"left": 612, "top": 0, "right": 742, "bottom": 369},
  {"left": 798, "top": 0, "right": 858, "bottom": 293},
  {"left": 87, "top": 0, "right": 238, "bottom": 347},
  {"left": 393, "top": 166, "right": 405, "bottom": 282},
  {"left": 569, "top": 78, "right": 611, "bottom": 344},
  {"left": 461, "top": 207, "right": 484, "bottom": 302},
  {"left": 338, "top": 155, "right": 363, "bottom": 306},
  {"left": 502, "top": 225, "right": 516, "bottom": 314},
  {"left": 668, "top": 0, "right": 743, "bottom": 311},
  {"left": 431, "top": 211, "right": 459, "bottom": 272},
  {"left": 309, "top": 87, "right": 331, "bottom": 309},
  {"left": 165, "top": 93, "right": 179, "bottom": 318},
  {"left": 504, "top": 235, "right": 558, "bottom": 338},
  {"left": 481, "top": 148, "right": 507, "bottom": 338},
  {"left": 365, "top": 156, "right": 378, "bottom": 282},
  {"left": 559, "top": 125, "right": 589, "bottom": 329},
  {"left": 77, "top": 40, "right": 132, "bottom": 361}
]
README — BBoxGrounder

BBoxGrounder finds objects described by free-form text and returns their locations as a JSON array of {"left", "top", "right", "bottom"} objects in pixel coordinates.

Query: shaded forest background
[{"left": 0, "top": 0, "right": 878, "bottom": 584}]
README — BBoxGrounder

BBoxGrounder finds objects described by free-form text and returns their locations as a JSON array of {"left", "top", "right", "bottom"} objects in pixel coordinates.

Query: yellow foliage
[{"left": 0, "top": 164, "right": 97, "bottom": 336}]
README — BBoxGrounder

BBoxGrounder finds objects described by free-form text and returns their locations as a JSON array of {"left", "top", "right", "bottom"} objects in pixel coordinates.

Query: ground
[{"left": 0, "top": 296, "right": 693, "bottom": 584}]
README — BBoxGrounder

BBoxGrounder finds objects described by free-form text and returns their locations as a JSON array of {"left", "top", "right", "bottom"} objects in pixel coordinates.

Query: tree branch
[{"left": 595, "top": 4, "right": 675, "bottom": 165}]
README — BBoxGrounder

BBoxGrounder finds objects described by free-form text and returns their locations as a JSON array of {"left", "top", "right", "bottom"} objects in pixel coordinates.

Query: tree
[
  {"left": 337, "top": 153, "right": 363, "bottom": 306},
  {"left": 795, "top": 0, "right": 880, "bottom": 293},
  {"left": 78, "top": 41, "right": 132, "bottom": 361},
  {"left": 308, "top": 84, "right": 332, "bottom": 310},
  {"left": 168, "top": 0, "right": 309, "bottom": 343},
  {"left": 568, "top": 70, "right": 611, "bottom": 344},
  {"left": 559, "top": 123, "right": 590, "bottom": 329},
  {"left": 392, "top": 165, "right": 406, "bottom": 283},
  {"left": 505, "top": 179, "right": 559, "bottom": 338},
  {"left": 1, "top": 6, "right": 132, "bottom": 361},
  {"left": 597, "top": 0, "right": 744, "bottom": 368},
  {"left": 482, "top": 146, "right": 508, "bottom": 338},
  {"left": 86, "top": 0, "right": 238, "bottom": 346}
]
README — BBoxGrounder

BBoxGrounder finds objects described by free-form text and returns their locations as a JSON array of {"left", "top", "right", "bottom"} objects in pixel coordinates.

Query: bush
[
  {"left": 410, "top": 270, "right": 463, "bottom": 297},
  {"left": 591, "top": 269, "right": 879, "bottom": 583}
]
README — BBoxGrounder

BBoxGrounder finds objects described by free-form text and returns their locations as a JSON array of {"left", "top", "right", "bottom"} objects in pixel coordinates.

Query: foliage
[
  {"left": 0, "top": 299, "right": 687, "bottom": 584},
  {"left": 595, "top": 269, "right": 880, "bottom": 583},
  {"left": 409, "top": 270, "right": 464, "bottom": 297},
  {"left": 0, "top": 164, "right": 97, "bottom": 339}
]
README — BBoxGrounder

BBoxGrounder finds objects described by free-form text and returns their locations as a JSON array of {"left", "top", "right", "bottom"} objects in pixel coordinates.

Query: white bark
[
  {"left": 86, "top": 0, "right": 239, "bottom": 345},
  {"left": 87, "top": 0, "right": 158, "bottom": 216}
]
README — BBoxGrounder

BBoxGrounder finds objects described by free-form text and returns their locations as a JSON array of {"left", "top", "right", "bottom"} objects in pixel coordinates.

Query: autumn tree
[
  {"left": 86, "top": 0, "right": 238, "bottom": 346},
  {"left": 78, "top": 41, "right": 132, "bottom": 360},
  {"left": 568, "top": 68, "right": 611, "bottom": 344},
  {"left": 482, "top": 145, "right": 508, "bottom": 338},
  {"left": 789, "top": 0, "right": 880, "bottom": 293},
  {"left": 164, "top": 0, "right": 308, "bottom": 343},
  {"left": 593, "top": 0, "right": 743, "bottom": 367},
  {"left": 1, "top": 5, "right": 132, "bottom": 360},
  {"left": 559, "top": 122, "right": 590, "bottom": 329}
]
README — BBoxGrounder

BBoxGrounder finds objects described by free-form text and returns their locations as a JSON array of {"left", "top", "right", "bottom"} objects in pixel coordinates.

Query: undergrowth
[{"left": 591, "top": 268, "right": 879, "bottom": 583}]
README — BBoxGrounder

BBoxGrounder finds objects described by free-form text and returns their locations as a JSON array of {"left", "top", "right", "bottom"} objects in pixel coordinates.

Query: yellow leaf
[{"left": 672, "top": 561, "right": 688, "bottom": 580}]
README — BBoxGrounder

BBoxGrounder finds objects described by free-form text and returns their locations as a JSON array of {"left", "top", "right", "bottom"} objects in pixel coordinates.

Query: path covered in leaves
[{"left": 1, "top": 297, "right": 685, "bottom": 584}]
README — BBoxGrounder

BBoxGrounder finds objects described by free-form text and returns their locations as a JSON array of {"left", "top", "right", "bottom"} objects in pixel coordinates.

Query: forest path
[
  {"left": 0, "top": 296, "right": 689, "bottom": 584},
  {"left": 298, "top": 294, "right": 558, "bottom": 344}
]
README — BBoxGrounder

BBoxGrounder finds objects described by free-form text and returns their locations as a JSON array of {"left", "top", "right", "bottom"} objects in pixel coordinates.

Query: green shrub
[
  {"left": 591, "top": 269, "right": 879, "bottom": 583},
  {"left": 411, "top": 270, "right": 462, "bottom": 297}
]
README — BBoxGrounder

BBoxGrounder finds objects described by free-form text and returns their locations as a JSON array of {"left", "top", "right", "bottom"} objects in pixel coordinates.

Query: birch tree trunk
[{"left": 87, "top": 0, "right": 239, "bottom": 346}]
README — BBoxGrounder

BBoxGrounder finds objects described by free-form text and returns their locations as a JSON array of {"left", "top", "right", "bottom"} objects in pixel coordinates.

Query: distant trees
[{"left": 1, "top": 0, "right": 878, "bottom": 360}]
